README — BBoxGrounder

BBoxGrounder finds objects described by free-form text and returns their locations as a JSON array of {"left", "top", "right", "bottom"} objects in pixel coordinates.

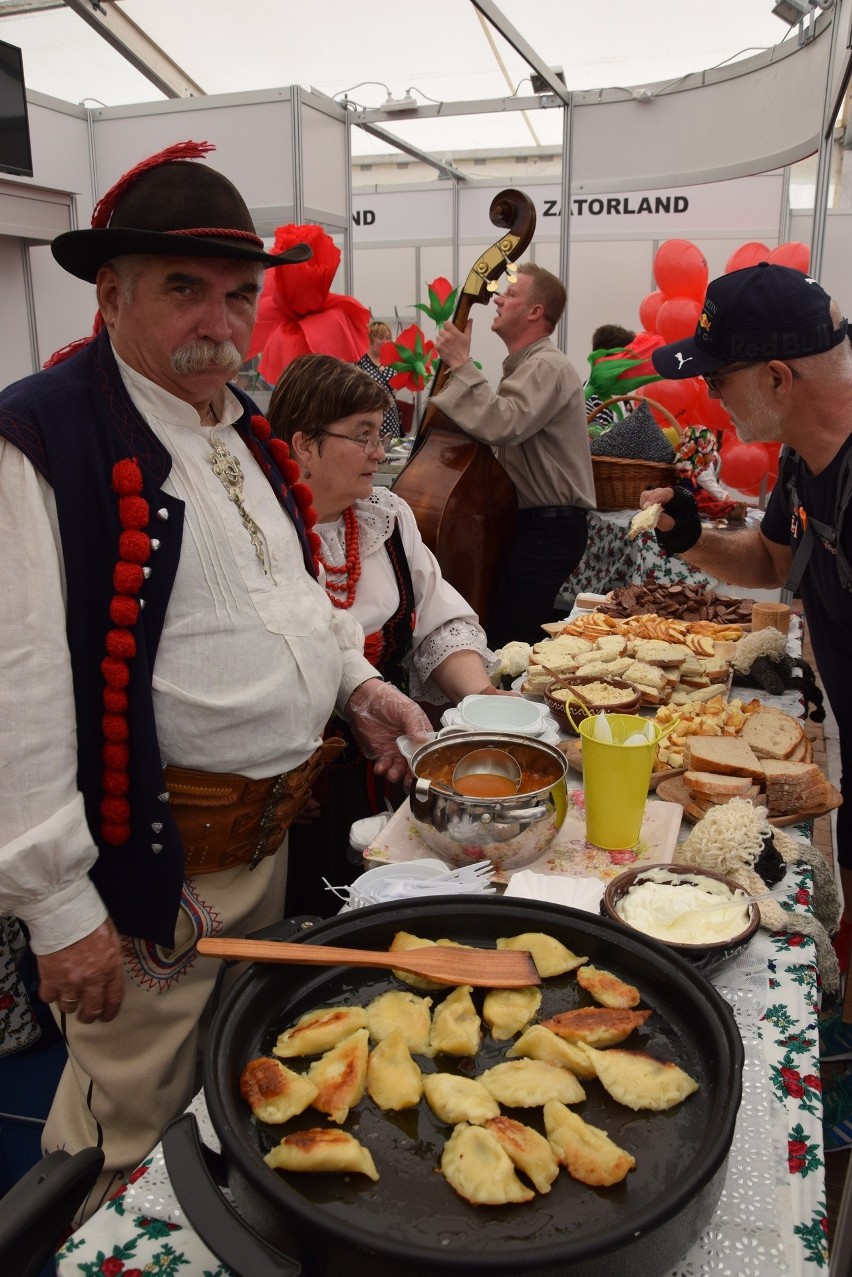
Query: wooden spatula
[{"left": 196, "top": 937, "right": 540, "bottom": 988}]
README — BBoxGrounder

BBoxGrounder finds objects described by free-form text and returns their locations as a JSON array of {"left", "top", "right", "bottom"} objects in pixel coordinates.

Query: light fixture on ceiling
[
  {"left": 771, "top": 0, "right": 812, "bottom": 23},
  {"left": 382, "top": 91, "right": 418, "bottom": 112},
  {"left": 530, "top": 67, "right": 566, "bottom": 95}
]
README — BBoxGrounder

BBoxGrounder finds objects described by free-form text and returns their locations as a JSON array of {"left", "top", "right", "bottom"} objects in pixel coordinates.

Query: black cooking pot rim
[{"left": 203, "top": 896, "right": 743, "bottom": 1270}]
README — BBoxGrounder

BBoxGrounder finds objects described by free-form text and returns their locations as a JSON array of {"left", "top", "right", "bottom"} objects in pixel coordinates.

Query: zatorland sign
[{"left": 352, "top": 174, "right": 784, "bottom": 243}]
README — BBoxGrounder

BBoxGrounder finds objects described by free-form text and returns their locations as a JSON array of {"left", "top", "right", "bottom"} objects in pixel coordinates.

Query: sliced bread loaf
[
  {"left": 685, "top": 770, "right": 756, "bottom": 798},
  {"left": 740, "top": 710, "right": 804, "bottom": 760},
  {"left": 684, "top": 734, "right": 765, "bottom": 779}
]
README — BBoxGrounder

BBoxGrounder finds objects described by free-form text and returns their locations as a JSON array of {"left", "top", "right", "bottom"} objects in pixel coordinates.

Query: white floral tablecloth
[
  {"left": 559, "top": 508, "right": 718, "bottom": 609},
  {"left": 55, "top": 857, "right": 829, "bottom": 1277}
]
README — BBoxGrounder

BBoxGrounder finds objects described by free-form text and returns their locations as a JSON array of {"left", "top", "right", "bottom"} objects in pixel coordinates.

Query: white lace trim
[
  {"left": 407, "top": 621, "right": 496, "bottom": 704},
  {"left": 314, "top": 489, "right": 398, "bottom": 562}
]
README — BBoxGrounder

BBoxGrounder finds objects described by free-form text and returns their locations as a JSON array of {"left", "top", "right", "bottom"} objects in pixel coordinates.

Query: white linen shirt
[{"left": 0, "top": 352, "right": 376, "bottom": 954}]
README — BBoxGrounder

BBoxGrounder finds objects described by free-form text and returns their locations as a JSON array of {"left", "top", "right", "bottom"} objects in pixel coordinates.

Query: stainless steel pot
[{"left": 409, "top": 732, "right": 568, "bottom": 872}]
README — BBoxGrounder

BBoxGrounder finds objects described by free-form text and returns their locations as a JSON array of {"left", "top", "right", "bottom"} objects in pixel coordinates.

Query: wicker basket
[{"left": 588, "top": 395, "right": 678, "bottom": 511}]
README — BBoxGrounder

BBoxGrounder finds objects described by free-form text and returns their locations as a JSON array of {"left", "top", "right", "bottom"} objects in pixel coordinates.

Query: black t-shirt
[{"left": 761, "top": 436, "right": 852, "bottom": 805}]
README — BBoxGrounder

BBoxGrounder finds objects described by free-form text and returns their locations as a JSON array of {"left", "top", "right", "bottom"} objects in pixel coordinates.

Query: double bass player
[{"left": 433, "top": 263, "right": 595, "bottom": 647}]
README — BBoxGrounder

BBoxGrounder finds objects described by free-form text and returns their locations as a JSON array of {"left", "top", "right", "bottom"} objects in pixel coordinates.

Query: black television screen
[{"left": 0, "top": 39, "right": 33, "bottom": 178}]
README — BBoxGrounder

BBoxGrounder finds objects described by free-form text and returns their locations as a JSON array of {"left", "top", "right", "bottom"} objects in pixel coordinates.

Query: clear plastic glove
[
  {"left": 37, "top": 917, "right": 124, "bottom": 1023},
  {"left": 344, "top": 679, "right": 432, "bottom": 783}
]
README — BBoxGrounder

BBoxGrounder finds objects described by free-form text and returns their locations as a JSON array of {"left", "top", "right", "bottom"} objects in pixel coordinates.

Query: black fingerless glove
[{"left": 655, "top": 483, "right": 702, "bottom": 555}]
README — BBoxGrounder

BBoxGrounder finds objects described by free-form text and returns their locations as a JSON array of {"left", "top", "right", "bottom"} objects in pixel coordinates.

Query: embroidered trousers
[{"left": 42, "top": 843, "right": 289, "bottom": 1223}]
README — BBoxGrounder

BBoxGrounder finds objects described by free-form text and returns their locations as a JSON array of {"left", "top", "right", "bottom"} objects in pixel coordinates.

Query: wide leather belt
[{"left": 164, "top": 737, "right": 346, "bottom": 875}]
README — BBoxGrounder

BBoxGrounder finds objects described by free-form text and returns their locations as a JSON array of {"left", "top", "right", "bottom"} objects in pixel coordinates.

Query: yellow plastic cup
[{"left": 578, "top": 713, "right": 661, "bottom": 849}]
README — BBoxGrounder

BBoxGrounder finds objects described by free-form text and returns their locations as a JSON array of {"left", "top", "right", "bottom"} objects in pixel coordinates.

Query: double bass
[{"left": 392, "top": 189, "right": 536, "bottom": 623}]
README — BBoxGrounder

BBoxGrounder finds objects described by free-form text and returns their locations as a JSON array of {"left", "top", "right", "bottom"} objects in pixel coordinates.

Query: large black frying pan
[{"left": 173, "top": 897, "right": 743, "bottom": 1277}]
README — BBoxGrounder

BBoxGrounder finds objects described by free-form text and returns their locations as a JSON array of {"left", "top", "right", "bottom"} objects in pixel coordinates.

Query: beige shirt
[
  {"left": 432, "top": 336, "right": 596, "bottom": 510},
  {"left": 0, "top": 354, "right": 376, "bottom": 954}
]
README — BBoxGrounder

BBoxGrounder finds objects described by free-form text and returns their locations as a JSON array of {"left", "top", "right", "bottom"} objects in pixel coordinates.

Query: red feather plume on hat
[{"left": 247, "top": 224, "right": 370, "bottom": 381}]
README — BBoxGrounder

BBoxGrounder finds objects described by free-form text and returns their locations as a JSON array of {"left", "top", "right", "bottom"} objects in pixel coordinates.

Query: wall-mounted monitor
[{"left": 0, "top": 39, "right": 33, "bottom": 178}]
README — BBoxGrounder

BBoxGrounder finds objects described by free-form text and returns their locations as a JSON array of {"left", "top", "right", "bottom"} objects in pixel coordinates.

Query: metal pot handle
[{"left": 163, "top": 1113, "right": 302, "bottom": 1277}]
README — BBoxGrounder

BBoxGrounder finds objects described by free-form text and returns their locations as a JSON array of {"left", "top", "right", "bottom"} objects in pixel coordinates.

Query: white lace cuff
[{"left": 406, "top": 620, "right": 497, "bottom": 704}]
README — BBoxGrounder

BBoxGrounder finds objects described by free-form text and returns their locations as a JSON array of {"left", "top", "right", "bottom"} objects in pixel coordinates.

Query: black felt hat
[
  {"left": 51, "top": 140, "right": 311, "bottom": 283},
  {"left": 652, "top": 263, "right": 847, "bottom": 379}
]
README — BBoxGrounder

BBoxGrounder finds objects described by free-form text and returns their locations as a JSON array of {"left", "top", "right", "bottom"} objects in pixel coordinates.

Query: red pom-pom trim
[
  {"left": 281, "top": 460, "right": 302, "bottom": 486},
  {"left": 114, "top": 562, "right": 145, "bottom": 594},
  {"left": 103, "top": 687, "right": 128, "bottom": 713},
  {"left": 307, "top": 530, "right": 322, "bottom": 557},
  {"left": 112, "top": 459, "right": 143, "bottom": 496},
  {"left": 268, "top": 439, "right": 291, "bottom": 467},
  {"left": 102, "top": 768, "right": 130, "bottom": 796},
  {"left": 118, "top": 530, "right": 151, "bottom": 564},
  {"left": 103, "top": 743, "right": 130, "bottom": 770},
  {"left": 109, "top": 595, "right": 140, "bottom": 627},
  {"left": 106, "top": 629, "right": 137, "bottom": 659},
  {"left": 251, "top": 414, "right": 272, "bottom": 441},
  {"left": 101, "top": 657, "right": 130, "bottom": 688},
  {"left": 118, "top": 496, "right": 150, "bottom": 529},
  {"left": 102, "top": 822, "right": 131, "bottom": 847},
  {"left": 103, "top": 713, "right": 130, "bottom": 743},
  {"left": 100, "top": 795, "right": 130, "bottom": 823}
]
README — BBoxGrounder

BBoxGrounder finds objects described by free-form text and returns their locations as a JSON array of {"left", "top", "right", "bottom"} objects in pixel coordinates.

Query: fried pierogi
[
  {"left": 543, "top": 1100, "right": 636, "bottom": 1187},
  {"left": 239, "top": 1057, "right": 318, "bottom": 1125},
  {"left": 429, "top": 985, "right": 482, "bottom": 1056},
  {"left": 540, "top": 1006, "right": 652, "bottom": 1047},
  {"left": 423, "top": 1072, "right": 500, "bottom": 1126},
  {"left": 479, "top": 1059, "right": 585, "bottom": 1107},
  {"left": 308, "top": 1027, "right": 369, "bottom": 1123},
  {"left": 265, "top": 1128, "right": 379, "bottom": 1181},
  {"left": 482, "top": 986, "right": 542, "bottom": 1041},
  {"left": 507, "top": 1026, "right": 597, "bottom": 1080},
  {"left": 485, "top": 1116, "right": 560, "bottom": 1194},
  {"left": 389, "top": 931, "right": 473, "bottom": 991},
  {"left": 366, "top": 1028, "right": 423, "bottom": 1111},
  {"left": 365, "top": 988, "right": 433, "bottom": 1056},
  {"left": 575, "top": 965, "right": 640, "bottom": 1009},
  {"left": 441, "top": 1123, "right": 534, "bottom": 1205},
  {"left": 584, "top": 1047, "right": 699, "bottom": 1111},
  {"left": 496, "top": 932, "right": 588, "bottom": 979},
  {"left": 272, "top": 1005, "right": 367, "bottom": 1059}
]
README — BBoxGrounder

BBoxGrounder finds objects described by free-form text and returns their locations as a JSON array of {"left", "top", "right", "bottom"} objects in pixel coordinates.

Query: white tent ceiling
[{"left": 0, "top": 0, "right": 802, "bottom": 156}]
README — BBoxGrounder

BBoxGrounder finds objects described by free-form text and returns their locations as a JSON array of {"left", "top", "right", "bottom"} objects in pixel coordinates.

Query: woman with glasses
[{"left": 268, "top": 354, "right": 497, "bottom": 913}]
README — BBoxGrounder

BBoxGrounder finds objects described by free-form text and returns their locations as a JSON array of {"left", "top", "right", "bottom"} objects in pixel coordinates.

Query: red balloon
[
  {"left": 635, "top": 377, "right": 697, "bottom": 426},
  {"left": 638, "top": 290, "right": 665, "bottom": 334},
  {"left": 653, "top": 240, "right": 708, "bottom": 302},
  {"left": 761, "top": 441, "right": 781, "bottom": 486},
  {"left": 719, "top": 442, "right": 770, "bottom": 492},
  {"left": 768, "top": 242, "right": 810, "bottom": 273},
  {"left": 725, "top": 242, "right": 770, "bottom": 274},
  {"left": 655, "top": 296, "right": 702, "bottom": 345}
]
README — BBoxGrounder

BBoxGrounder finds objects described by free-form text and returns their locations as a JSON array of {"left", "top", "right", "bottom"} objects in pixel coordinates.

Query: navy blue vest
[{"left": 0, "top": 330, "right": 315, "bottom": 946}]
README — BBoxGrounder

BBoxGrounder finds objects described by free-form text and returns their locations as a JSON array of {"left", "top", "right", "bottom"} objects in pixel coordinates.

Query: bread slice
[
  {"left": 740, "top": 710, "right": 804, "bottom": 760},
  {"left": 628, "top": 503, "right": 663, "bottom": 539},
  {"left": 685, "top": 771, "right": 756, "bottom": 798},
  {"left": 684, "top": 735, "right": 765, "bottom": 780}
]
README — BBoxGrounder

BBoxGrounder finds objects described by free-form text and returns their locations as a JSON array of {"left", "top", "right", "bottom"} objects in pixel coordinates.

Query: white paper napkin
[{"left": 503, "top": 871, "right": 606, "bottom": 913}]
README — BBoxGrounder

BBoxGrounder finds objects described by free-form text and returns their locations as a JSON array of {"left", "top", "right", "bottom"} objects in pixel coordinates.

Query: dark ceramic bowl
[
  {"left": 544, "top": 675, "right": 642, "bottom": 735},
  {"left": 601, "top": 862, "right": 761, "bottom": 975}
]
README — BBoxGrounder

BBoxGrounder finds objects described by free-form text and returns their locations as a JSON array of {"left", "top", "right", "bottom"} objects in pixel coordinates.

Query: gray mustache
[{"left": 170, "top": 340, "right": 243, "bottom": 376}]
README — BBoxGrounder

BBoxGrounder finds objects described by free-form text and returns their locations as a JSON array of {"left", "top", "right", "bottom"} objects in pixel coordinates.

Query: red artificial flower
[
  {"left": 415, "top": 276, "right": 457, "bottom": 326},
  {"left": 380, "top": 324, "right": 437, "bottom": 392},
  {"left": 248, "top": 224, "right": 370, "bottom": 382}
]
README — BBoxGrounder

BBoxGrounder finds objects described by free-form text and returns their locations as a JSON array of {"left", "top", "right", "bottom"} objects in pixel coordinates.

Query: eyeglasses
[
  {"left": 703, "top": 361, "right": 803, "bottom": 396},
  {"left": 702, "top": 363, "right": 756, "bottom": 395},
  {"left": 314, "top": 429, "right": 385, "bottom": 456}
]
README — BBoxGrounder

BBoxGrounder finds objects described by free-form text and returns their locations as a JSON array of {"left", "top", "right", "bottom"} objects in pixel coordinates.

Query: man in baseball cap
[{"left": 640, "top": 261, "right": 852, "bottom": 978}]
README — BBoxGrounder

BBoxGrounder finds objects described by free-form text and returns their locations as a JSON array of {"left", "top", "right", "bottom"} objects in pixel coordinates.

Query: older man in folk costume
[{"left": 0, "top": 141, "right": 430, "bottom": 1216}]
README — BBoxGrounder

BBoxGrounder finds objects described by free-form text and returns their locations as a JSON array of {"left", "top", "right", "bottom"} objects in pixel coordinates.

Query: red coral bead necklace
[{"left": 319, "top": 505, "right": 361, "bottom": 609}]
